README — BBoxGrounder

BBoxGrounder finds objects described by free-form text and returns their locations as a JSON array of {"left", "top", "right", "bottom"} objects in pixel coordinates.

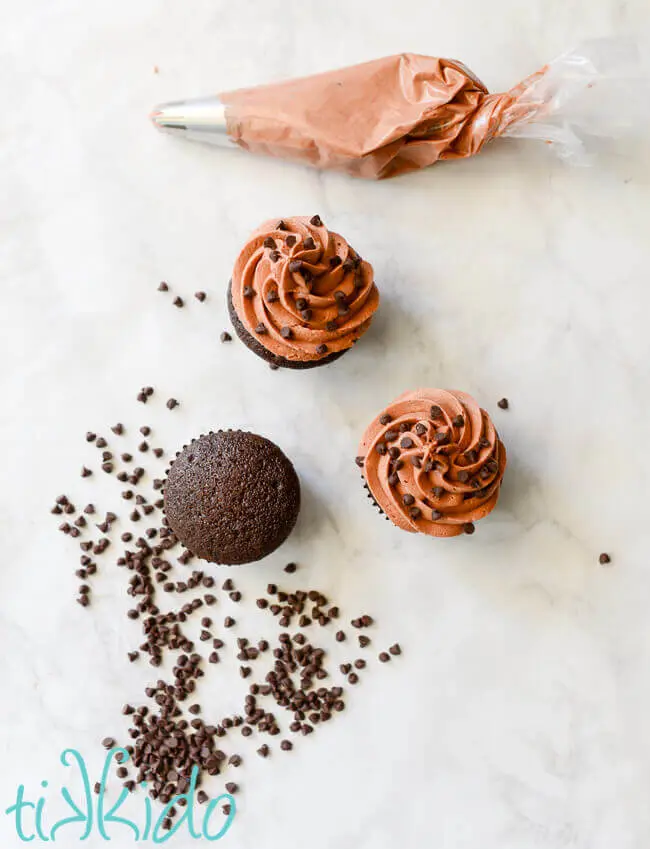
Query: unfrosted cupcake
[
  {"left": 228, "top": 215, "right": 379, "bottom": 369},
  {"left": 164, "top": 430, "right": 300, "bottom": 565},
  {"left": 357, "top": 389, "right": 506, "bottom": 537}
]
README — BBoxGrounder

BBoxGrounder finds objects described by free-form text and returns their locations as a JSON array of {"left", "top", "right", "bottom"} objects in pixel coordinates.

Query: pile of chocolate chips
[{"left": 51, "top": 391, "right": 401, "bottom": 828}]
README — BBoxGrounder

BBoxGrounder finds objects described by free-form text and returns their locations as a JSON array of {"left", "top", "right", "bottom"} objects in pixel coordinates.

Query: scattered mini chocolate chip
[
  {"left": 303, "top": 237, "right": 315, "bottom": 250},
  {"left": 280, "top": 326, "right": 292, "bottom": 339},
  {"left": 220, "top": 332, "right": 232, "bottom": 343},
  {"left": 81, "top": 467, "right": 92, "bottom": 477},
  {"left": 194, "top": 291, "right": 207, "bottom": 302},
  {"left": 166, "top": 398, "right": 178, "bottom": 410},
  {"left": 310, "top": 215, "right": 322, "bottom": 226},
  {"left": 599, "top": 553, "right": 611, "bottom": 564},
  {"left": 389, "top": 643, "right": 401, "bottom": 655},
  {"left": 463, "top": 523, "right": 475, "bottom": 535},
  {"left": 378, "top": 652, "right": 390, "bottom": 663},
  {"left": 86, "top": 432, "right": 96, "bottom": 442},
  {"left": 173, "top": 297, "right": 184, "bottom": 308},
  {"left": 315, "top": 343, "right": 328, "bottom": 355},
  {"left": 359, "top": 635, "right": 370, "bottom": 648},
  {"left": 497, "top": 398, "right": 509, "bottom": 410},
  {"left": 96, "top": 437, "right": 107, "bottom": 448},
  {"left": 158, "top": 281, "right": 169, "bottom": 292}
]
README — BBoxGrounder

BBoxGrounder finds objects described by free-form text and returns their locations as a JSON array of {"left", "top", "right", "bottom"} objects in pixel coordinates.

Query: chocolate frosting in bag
[{"left": 220, "top": 54, "right": 545, "bottom": 179}]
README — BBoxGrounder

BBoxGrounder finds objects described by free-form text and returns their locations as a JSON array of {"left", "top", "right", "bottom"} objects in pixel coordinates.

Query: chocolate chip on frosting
[
  {"left": 263, "top": 237, "right": 276, "bottom": 249},
  {"left": 315, "top": 344, "right": 328, "bottom": 355},
  {"left": 255, "top": 323, "right": 267, "bottom": 334},
  {"left": 430, "top": 405, "right": 443, "bottom": 420},
  {"left": 400, "top": 437, "right": 414, "bottom": 449},
  {"left": 286, "top": 235, "right": 297, "bottom": 247},
  {"left": 280, "top": 327, "right": 293, "bottom": 339},
  {"left": 329, "top": 256, "right": 342, "bottom": 268},
  {"left": 243, "top": 285, "right": 254, "bottom": 298},
  {"left": 300, "top": 309, "right": 313, "bottom": 321},
  {"left": 303, "top": 237, "right": 316, "bottom": 250},
  {"left": 402, "top": 494, "right": 415, "bottom": 506},
  {"left": 310, "top": 215, "right": 323, "bottom": 226},
  {"left": 452, "top": 415, "right": 464, "bottom": 427},
  {"left": 289, "top": 260, "right": 303, "bottom": 273},
  {"left": 379, "top": 414, "right": 392, "bottom": 425}
]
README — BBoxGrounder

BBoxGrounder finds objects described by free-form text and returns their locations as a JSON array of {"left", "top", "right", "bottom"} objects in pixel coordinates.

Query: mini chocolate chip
[
  {"left": 355, "top": 456, "right": 365, "bottom": 467},
  {"left": 280, "top": 326, "right": 292, "bottom": 339},
  {"left": 452, "top": 415, "right": 464, "bottom": 427},
  {"left": 86, "top": 432, "right": 96, "bottom": 442},
  {"left": 389, "top": 643, "right": 401, "bottom": 655},
  {"left": 329, "top": 256, "right": 342, "bottom": 268},
  {"left": 195, "top": 291, "right": 207, "bottom": 302},
  {"left": 263, "top": 237, "right": 276, "bottom": 249},
  {"left": 255, "top": 323, "right": 267, "bottom": 334},
  {"left": 430, "top": 405, "right": 443, "bottom": 420},
  {"left": 378, "top": 652, "right": 390, "bottom": 663},
  {"left": 434, "top": 432, "right": 449, "bottom": 445},
  {"left": 315, "top": 343, "right": 328, "bottom": 355},
  {"left": 409, "top": 507, "right": 421, "bottom": 519},
  {"left": 431, "top": 509, "right": 442, "bottom": 520},
  {"left": 166, "top": 398, "right": 178, "bottom": 409},
  {"left": 173, "top": 296, "right": 184, "bottom": 308},
  {"left": 348, "top": 673, "right": 359, "bottom": 684},
  {"left": 463, "top": 523, "right": 475, "bottom": 535},
  {"left": 303, "top": 237, "right": 315, "bottom": 250},
  {"left": 286, "top": 235, "right": 297, "bottom": 247},
  {"left": 402, "top": 494, "right": 415, "bottom": 506},
  {"left": 497, "top": 398, "right": 509, "bottom": 409},
  {"left": 81, "top": 467, "right": 92, "bottom": 477},
  {"left": 310, "top": 215, "right": 322, "bottom": 226},
  {"left": 359, "top": 635, "right": 370, "bottom": 647},
  {"left": 599, "top": 553, "right": 611, "bottom": 564},
  {"left": 289, "top": 260, "right": 303, "bottom": 273},
  {"left": 400, "top": 437, "right": 414, "bottom": 449},
  {"left": 243, "top": 285, "right": 254, "bottom": 298},
  {"left": 158, "top": 281, "right": 169, "bottom": 291},
  {"left": 300, "top": 309, "right": 313, "bottom": 321}
]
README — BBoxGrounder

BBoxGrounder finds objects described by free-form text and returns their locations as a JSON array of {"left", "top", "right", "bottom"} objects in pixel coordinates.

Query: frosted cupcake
[
  {"left": 228, "top": 215, "right": 379, "bottom": 369},
  {"left": 357, "top": 389, "right": 506, "bottom": 537}
]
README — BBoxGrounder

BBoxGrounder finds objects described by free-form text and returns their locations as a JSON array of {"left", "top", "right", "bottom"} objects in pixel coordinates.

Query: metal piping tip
[{"left": 149, "top": 96, "right": 234, "bottom": 146}]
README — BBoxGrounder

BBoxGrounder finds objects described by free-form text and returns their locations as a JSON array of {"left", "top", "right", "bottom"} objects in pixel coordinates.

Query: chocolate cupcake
[
  {"left": 164, "top": 430, "right": 300, "bottom": 565},
  {"left": 357, "top": 389, "right": 506, "bottom": 537},
  {"left": 228, "top": 216, "right": 379, "bottom": 369}
]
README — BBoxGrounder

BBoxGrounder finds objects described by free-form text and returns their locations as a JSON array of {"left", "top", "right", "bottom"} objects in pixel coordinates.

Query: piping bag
[{"left": 150, "top": 39, "right": 643, "bottom": 179}]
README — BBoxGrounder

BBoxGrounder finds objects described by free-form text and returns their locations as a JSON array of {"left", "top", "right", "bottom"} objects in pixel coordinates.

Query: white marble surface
[{"left": 2, "top": 1, "right": 650, "bottom": 847}]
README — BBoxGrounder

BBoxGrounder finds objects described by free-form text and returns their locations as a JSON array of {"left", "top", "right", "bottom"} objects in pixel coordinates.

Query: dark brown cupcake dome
[
  {"left": 163, "top": 430, "right": 300, "bottom": 565},
  {"left": 227, "top": 281, "right": 346, "bottom": 370}
]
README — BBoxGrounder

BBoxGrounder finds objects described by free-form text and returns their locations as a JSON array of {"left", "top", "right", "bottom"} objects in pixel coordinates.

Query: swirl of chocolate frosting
[
  {"left": 230, "top": 216, "right": 379, "bottom": 362},
  {"left": 358, "top": 389, "right": 506, "bottom": 537}
]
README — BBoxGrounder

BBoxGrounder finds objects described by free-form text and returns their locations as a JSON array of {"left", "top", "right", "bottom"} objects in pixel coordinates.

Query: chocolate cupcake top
[
  {"left": 230, "top": 216, "right": 379, "bottom": 363},
  {"left": 164, "top": 430, "right": 300, "bottom": 565},
  {"left": 358, "top": 389, "right": 506, "bottom": 537}
]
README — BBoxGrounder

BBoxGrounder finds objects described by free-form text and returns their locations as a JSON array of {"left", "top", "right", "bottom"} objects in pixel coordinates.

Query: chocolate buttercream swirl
[
  {"left": 231, "top": 216, "right": 379, "bottom": 362},
  {"left": 358, "top": 389, "right": 506, "bottom": 537}
]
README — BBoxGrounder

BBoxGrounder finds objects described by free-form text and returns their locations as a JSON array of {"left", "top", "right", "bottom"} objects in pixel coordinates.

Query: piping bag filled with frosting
[{"left": 151, "top": 39, "right": 643, "bottom": 179}]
